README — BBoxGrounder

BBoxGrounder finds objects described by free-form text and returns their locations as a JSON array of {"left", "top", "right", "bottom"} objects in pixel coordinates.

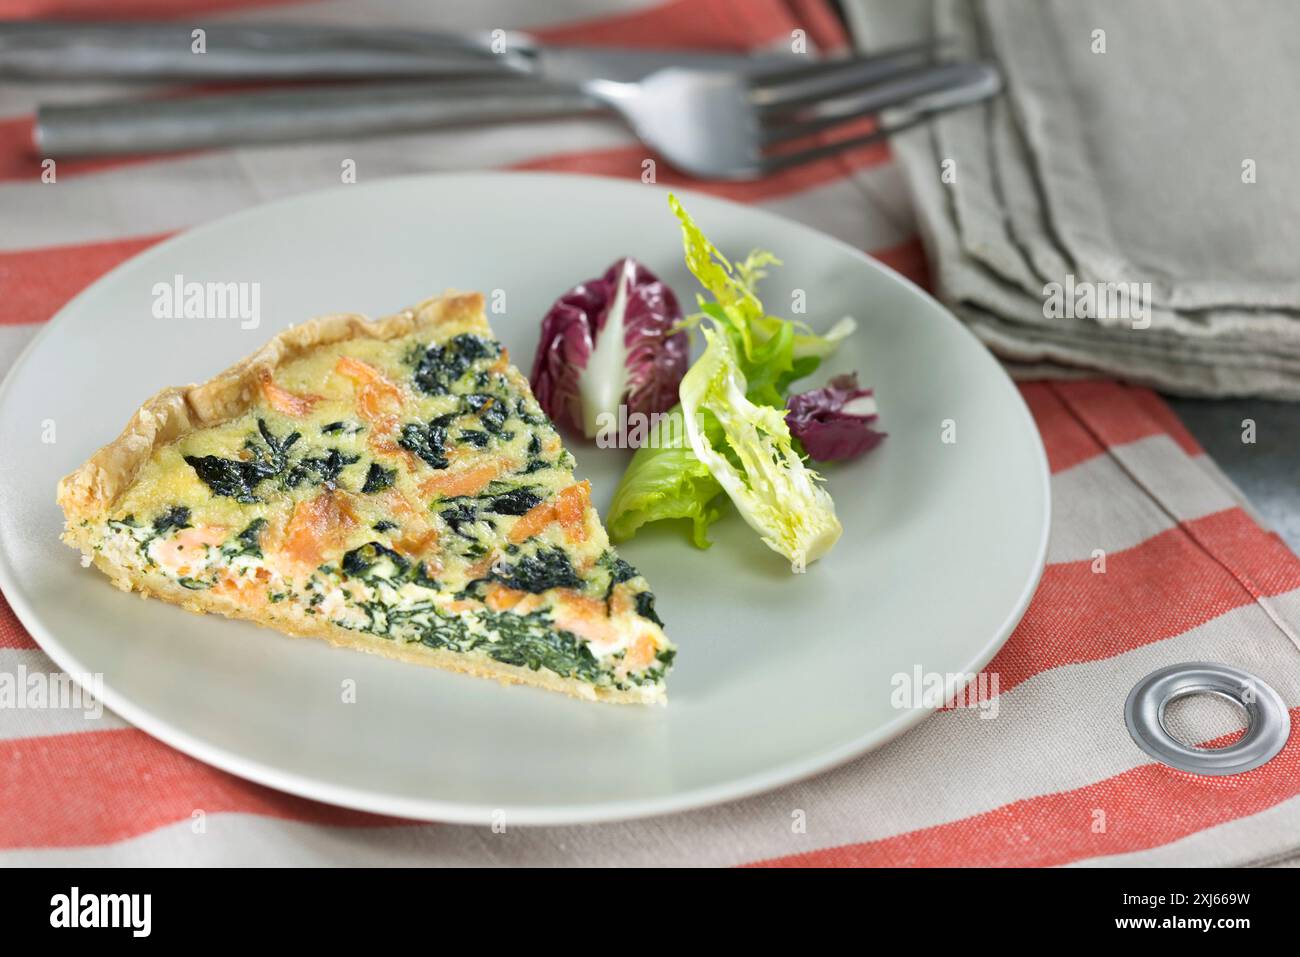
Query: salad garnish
[
  {"left": 530, "top": 257, "right": 687, "bottom": 440},
  {"left": 679, "top": 323, "right": 842, "bottom": 570},
  {"left": 606, "top": 407, "right": 722, "bottom": 549},
  {"left": 786, "top": 373, "right": 886, "bottom": 462},
  {"left": 541, "top": 195, "right": 885, "bottom": 572}
]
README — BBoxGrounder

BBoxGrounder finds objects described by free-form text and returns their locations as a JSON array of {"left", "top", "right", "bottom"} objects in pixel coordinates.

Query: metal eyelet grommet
[{"left": 1124, "top": 663, "right": 1291, "bottom": 776}]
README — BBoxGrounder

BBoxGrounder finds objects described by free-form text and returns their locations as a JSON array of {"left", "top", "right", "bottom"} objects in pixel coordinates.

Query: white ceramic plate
[{"left": 0, "top": 173, "right": 1048, "bottom": 824}]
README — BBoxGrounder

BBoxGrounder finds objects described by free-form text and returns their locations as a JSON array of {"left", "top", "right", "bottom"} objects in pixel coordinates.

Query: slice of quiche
[{"left": 57, "top": 292, "right": 674, "bottom": 704}]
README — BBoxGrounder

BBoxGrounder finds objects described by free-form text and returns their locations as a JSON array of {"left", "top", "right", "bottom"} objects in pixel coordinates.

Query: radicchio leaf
[
  {"left": 785, "top": 373, "right": 886, "bottom": 462},
  {"left": 530, "top": 258, "right": 687, "bottom": 439}
]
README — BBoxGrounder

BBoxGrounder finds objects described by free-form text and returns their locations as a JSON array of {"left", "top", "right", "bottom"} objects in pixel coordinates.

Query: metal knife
[
  {"left": 0, "top": 21, "right": 798, "bottom": 82},
  {"left": 36, "top": 80, "right": 608, "bottom": 156}
]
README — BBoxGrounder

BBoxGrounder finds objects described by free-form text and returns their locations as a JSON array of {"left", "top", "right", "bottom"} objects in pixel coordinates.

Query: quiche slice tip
[{"left": 58, "top": 292, "right": 674, "bottom": 705}]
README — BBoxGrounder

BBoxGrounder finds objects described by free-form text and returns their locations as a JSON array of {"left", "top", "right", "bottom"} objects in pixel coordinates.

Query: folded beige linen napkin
[{"left": 844, "top": 0, "right": 1300, "bottom": 398}]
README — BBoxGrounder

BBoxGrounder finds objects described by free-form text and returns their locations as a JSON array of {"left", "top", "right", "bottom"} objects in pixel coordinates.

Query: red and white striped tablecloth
[{"left": 2, "top": 0, "right": 1298, "bottom": 867}]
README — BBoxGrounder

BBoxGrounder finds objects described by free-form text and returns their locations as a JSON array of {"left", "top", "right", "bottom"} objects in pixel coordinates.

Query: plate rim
[{"left": 0, "top": 170, "right": 1051, "bottom": 825}]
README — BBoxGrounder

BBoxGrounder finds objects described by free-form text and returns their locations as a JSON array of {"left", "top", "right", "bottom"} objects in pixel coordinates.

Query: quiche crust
[{"left": 57, "top": 292, "right": 670, "bottom": 705}]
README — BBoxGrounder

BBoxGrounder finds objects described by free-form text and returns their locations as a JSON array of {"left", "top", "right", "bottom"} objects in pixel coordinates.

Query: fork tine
[
  {"left": 749, "top": 39, "right": 951, "bottom": 112},
  {"left": 757, "top": 63, "right": 1001, "bottom": 173},
  {"left": 759, "top": 62, "right": 999, "bottom": 147},
  {"left": 758, "top": 122, "right": 897, "bottom": 175},
  {"left": 744, "top": 37, "right": 949, "bottom": 89}
]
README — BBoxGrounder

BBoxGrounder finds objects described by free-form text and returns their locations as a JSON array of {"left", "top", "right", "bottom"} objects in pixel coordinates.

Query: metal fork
[
  {"left": 587, "top": 57, "right": 1000, "bottom": 179},
  {"left": 34, "top": 53, "right": 998, "bottom": 180}
]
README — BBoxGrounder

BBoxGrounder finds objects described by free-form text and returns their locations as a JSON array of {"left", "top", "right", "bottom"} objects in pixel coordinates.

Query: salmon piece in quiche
[{"left": 57, "top": 293, "right": 674, "bottom": 704}]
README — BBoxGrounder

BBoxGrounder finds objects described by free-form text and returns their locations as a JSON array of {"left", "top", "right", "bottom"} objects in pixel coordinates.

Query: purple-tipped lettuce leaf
[
  {"left": 529, "top": 258, "right": 687, "bottom": 439},
  {"left": 786, "top": 373, "right": 886, "bottom": 462}
]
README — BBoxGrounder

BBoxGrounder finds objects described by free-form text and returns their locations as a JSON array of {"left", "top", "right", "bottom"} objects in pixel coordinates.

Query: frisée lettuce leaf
[
  {"left": 679, "top": 323, "right": 842, "bottom": 570},
  {"left": 668, "top": 194, "right": 855, "bottom": 406}
]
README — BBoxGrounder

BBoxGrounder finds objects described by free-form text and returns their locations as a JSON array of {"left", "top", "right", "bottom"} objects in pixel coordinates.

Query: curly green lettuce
[
  {"left": 669, "top": 194, "right": 854, "bottom": 406},
  {"left": 606, "top": 195, "right": 851, "bottom": 563},
  {"left": 606, "top": 408, "right": 722, "bottom": 549},
  {"left": 679, "top": 323, "right": 841, "bottom": 570}
]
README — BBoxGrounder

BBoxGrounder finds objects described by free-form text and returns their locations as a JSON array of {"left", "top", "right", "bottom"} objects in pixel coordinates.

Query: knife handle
[
  {"left": 35, "top": 81, "right": 606, "bottom": 157},
  {"left": 0, "top": 22, "right": 536, "bottom": 80}
]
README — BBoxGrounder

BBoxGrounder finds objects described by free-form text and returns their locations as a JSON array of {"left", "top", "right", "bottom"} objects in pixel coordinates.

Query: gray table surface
[{"left": 1165, "top": 397, "right": 1300, "bottom": 555}]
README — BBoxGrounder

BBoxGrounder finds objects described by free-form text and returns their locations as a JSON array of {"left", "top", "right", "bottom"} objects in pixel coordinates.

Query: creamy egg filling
[{"left": 94, "top": 515, "right": 670, "bottom": 689}]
